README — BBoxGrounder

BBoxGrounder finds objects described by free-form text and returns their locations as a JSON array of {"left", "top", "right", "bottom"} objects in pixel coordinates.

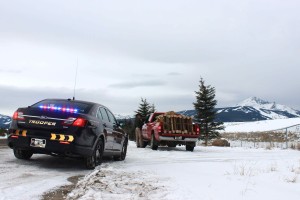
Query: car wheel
[
  {"left": 13, "top": 148, "right": 33, "bottom": 160},
  {"left": 85, "top": 139, "right": 104, "bottom": 169},
  {"left": 150, "top": 134, "right": 158, "bottom": 150},
  {"left": 114, "top": 138, "right": 128, "bottom": 161}
]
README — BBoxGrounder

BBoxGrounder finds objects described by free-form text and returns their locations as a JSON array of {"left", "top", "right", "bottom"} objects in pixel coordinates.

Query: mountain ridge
[
  {"left": 0, "top": 114, "right": 12, "bottom": 129},
  {"left": 179, "top": 97, "right": 300, "bottom": 122},
  {"left": 1, "top": 97, "right": 299, "bottom": 126}
]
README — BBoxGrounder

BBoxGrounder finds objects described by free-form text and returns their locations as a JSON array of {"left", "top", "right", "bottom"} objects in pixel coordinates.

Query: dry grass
[
  {"left": 285, "top": 175, "right": 298, "bottom": 183},
  {"left": 222, "top": 131, "right": 299, "bottom": 143},
  {"left": 222, "top": 131, "right": 300, "bottom": 150}
]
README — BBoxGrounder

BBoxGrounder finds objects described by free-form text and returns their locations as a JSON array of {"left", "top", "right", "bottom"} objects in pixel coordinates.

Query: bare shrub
[
  {"left": 269, "top": 163, "right": 277, "bottom": 172},
  {"left": 233, "top": 163, "right": 255, "bottom": 176},
  {"left": 265, "top": 144, "right": 272, "bottom": 150},
  {"left": 297, "top": 143, "right": 300, "bottom": 151},
  {"left": 291, "top": 143, "right": 295, "bottom": 149},
  {"left": 285, "top": 175, "right": 298, "bottom": 183},
  {"left": 221, "top": 131, "right": 300, "bottom": 147}
]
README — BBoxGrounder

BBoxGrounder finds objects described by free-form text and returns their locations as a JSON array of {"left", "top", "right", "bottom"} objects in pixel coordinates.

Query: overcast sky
[{"left": 1, "top": 0, "right": 300, "bottom": 116}]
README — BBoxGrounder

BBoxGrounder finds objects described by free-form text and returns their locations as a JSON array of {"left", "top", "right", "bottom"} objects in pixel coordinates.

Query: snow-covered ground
[
  {"left": 0, "top": 145, "right": 87, "bottom": 200},
  {"left": 224, "top": 117, "right": 300, "bottom": 132},
  {"left": 1, "top": 142, "right": 300, "bottom": 200},
  {"left": 1, "top": 117, "right": 300, "bottom": 200},
  {"left": 67, "top": 143, "right": 300, "bottom": 200}
]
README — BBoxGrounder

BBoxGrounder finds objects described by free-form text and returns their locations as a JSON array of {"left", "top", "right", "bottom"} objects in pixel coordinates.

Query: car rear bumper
[{"left": 7, "top": 135, "right": 94, "bottom": 157}]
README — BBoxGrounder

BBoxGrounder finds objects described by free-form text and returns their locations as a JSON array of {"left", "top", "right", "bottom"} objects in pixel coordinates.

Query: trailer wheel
[
  {"left": 186, "top": 142, "right": 195, "bottom": 152},
  {"left": 150, "top": 134, "right": 158, "bottom": 150},
  {"left": 142, "top": 141, "right": 148, "bottom": 148}
]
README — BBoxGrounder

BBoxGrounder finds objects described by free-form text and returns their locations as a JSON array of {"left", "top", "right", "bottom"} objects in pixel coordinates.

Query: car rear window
[{"left": 31, "top": 100, "right": 93, "bottom": 114}]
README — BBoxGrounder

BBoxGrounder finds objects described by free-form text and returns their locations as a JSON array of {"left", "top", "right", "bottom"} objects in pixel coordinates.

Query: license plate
[{"left": 30, "top": 138, "right": 46, "bottom": 148}]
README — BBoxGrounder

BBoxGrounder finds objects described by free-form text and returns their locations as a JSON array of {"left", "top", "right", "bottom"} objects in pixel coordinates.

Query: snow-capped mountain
[
  {"left": 114, "top": 114, "right": 134, "bottom": 120},
  {"left": 1, "top": 97, "right": 299, "bottom": 125},
  {"left": 179, "top": 97, "right": 300, "bottom": 122},
  {"left": 0, "top": 114, "right": 12, "bottom": 129}
]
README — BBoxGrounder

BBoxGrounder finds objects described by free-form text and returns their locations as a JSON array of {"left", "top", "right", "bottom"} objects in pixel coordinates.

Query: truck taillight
[
  {"left": 158, "top": 125, "right": 163, "bottom": 133},
  {"left": 12, "top": 111, "right": 24, "bottom": 120},
  {"left": 63, "top": 117, "right": 87, "bottom": 127},
  {"left": 196, "top": 125, "right": 200, "bottom": 134}
]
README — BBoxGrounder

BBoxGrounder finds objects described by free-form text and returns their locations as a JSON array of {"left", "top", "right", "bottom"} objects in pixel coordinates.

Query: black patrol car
[{"left": 7, "top": 98, "right": 128, "bottom": 169}]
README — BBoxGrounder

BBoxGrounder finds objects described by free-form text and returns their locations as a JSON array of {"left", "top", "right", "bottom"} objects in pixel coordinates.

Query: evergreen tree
[
  {"left": 136, "top": 98, "right": 152, "bottom": 117},
  {"left": 193, "top": 78, "right": 224, "bottom": 146},
  {"left": 150, "top": 103, "right": 156, "bottom": 113}
]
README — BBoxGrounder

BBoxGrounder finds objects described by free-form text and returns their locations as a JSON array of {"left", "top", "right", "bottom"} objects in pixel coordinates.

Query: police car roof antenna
[{"left": 73, "top": 57, "right": 78, "bottom": 101}]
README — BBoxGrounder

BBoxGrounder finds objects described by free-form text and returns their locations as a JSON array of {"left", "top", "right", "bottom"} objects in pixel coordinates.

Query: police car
[{"left": 7, "top": 99, "right": 128, "bottom": 169}]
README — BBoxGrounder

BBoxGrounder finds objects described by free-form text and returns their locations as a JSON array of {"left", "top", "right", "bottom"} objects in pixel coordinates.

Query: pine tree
[
  {"left": 150, "top": 103, "right": 156, "bottom": 113},
  {"left": 193, "top": 78, "right": 224, "bottom": 146},
  {"left": 136, "top": 98, "right": 152, "bottom": 117}
]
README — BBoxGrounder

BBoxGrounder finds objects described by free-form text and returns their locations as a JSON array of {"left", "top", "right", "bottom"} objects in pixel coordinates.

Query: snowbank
[{"left": 224, "top": 117, "right": 300, "bottom": 132}]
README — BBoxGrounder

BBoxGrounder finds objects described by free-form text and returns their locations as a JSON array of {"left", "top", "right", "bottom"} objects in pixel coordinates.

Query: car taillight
[
  {"left": 73, "top": 118, "right": 87, "bottom": 127},
  {"left": 63, "top": 117, "right": 87, "bottom": 127},
  {"left": 12, "top": 111, "right": 24, "bottom": 120}
]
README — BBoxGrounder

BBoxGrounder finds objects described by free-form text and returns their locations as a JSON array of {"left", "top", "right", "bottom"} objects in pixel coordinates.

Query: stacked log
[{"left": 156, "top": 111, "right": 194, "bottom": 134}]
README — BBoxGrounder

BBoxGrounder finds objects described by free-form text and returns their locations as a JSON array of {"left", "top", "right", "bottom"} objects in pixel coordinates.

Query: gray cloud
[
  {"left": 109, "top": 80, "right": 166, "bottom": 89},
  {"left": 167, "top": 72, "right": 181, "bottom": 76},
  {"left": 0, "top": 69, "right": 22, "bottom": 73},
  {"left": 0, "top": 0, "right": 300, "bottom": 116}
]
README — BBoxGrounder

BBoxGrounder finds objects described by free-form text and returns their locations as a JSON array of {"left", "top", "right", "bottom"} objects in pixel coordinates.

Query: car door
[
  {"left": 97, "top": 107, "right": 114, "bottom": 150},
  {"left": 106, "top": 109, "right": 125, "bottom": 151}
]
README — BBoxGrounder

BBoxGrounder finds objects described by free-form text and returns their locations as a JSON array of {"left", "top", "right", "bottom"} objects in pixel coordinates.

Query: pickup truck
[{"left": 141, "top": 111, "right": 200, "bottom": 151}]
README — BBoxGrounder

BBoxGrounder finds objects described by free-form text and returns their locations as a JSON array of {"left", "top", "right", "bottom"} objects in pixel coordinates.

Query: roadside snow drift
[{"left": 67, "top": 165, "right": 169, "bottom": 200}]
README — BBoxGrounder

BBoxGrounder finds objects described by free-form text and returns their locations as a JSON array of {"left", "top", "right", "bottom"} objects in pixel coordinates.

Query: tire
[
  {"left": 13, "top": 148, "right": 33, "bottom": 160},
  {"left": 186, "top": 144, "right": 195, "bottom": 152},
  {"left": 114, "top": 138, "right": 128, "bottom": 161},
  {"left": 150, "top": 134, "right": 158, "bottom": 150},
  {"left": 85, "top": 139, "right": 104, "bottom": 169},
  {"left": 142, "top": 141, "right": 148, "bottom": 148}
]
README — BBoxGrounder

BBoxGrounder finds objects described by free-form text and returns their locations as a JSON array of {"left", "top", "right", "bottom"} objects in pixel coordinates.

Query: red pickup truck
[{"left": 141, "top": 112, "right": 200, "bottom": 151}]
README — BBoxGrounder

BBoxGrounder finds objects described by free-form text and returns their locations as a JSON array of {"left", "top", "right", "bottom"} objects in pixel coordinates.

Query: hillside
[
  {"left": 179, "top": 97, "right": 300, "bottom": 122},
  {"left": 223, "top": 117, "right": 300, "bottom": 133},
  {"left": 1, "top": 97, "right": 300, "bottom": 127},
  {"left": 0, "top": 114, "right": 11, "bottom": 129}
]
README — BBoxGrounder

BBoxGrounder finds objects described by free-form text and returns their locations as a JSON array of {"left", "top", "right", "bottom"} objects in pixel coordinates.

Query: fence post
[{"left": 285, "top": 128, "right": 288, "bottom": 149}]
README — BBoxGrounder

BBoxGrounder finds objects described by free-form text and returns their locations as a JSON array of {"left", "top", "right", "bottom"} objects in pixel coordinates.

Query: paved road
[
  {"left": 0, "top": 139, "right": 7, "bottom": 148},
  {"left": 0, "top": 139, "right": 88, "bottom": 200}
]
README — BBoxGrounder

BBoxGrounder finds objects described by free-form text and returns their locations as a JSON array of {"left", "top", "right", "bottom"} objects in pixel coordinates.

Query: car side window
[
  {"left": 106, "top": 109, "right": 117, "bottom": 125},
  {"left": 96, "top": 108, "right": 103, "bottom": 120},
  {"left": 99, "top": 107, "right": 110, "bottom": 122}
]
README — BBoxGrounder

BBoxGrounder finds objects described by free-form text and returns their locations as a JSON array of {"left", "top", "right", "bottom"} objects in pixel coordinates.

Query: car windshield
[{"left": 31, "top": 100, "right": 93, "bottom": 114}]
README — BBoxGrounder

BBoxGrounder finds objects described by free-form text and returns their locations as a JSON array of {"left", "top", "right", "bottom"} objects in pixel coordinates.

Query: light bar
[{"left": 39, "top": 105, "right": 78, "bottom": 113}]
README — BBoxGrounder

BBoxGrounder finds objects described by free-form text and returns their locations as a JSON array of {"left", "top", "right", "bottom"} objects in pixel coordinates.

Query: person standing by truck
[{"left": 135, "top": 113, "right": 144, "bottom": 147}]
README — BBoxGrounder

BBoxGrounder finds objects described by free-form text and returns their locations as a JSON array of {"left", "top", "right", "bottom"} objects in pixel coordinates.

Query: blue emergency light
[{"left": 39, "top": 105, "right": 78, "bottom": 113}]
